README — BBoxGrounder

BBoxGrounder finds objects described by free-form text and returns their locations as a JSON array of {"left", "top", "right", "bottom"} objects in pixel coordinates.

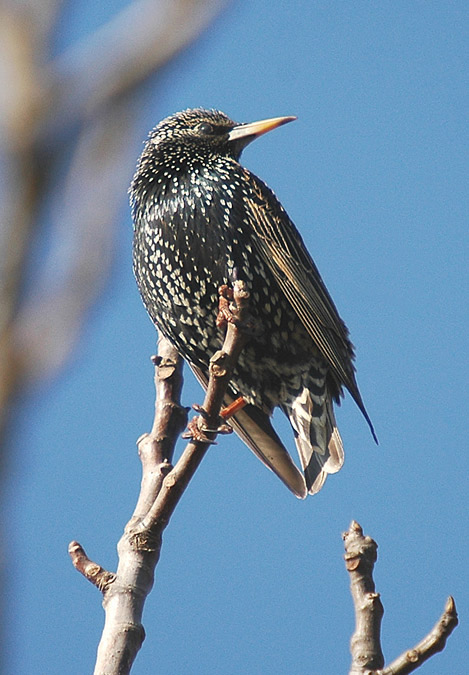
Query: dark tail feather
[{"left": 350, "top": 387, "right": 378, "bottom": 444}]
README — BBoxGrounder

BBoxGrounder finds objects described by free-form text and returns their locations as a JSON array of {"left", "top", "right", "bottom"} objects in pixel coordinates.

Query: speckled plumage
[{"left": 130, "top": 108, "right": 376, "bottom": 498}]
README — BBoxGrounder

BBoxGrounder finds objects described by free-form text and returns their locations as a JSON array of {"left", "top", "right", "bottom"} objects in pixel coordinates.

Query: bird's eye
[{"left": 195, "top": 122, "right": 214, "bottom": 135}]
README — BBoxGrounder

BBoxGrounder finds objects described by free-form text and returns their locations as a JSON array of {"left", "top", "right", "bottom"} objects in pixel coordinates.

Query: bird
[{"left": 130, "top": 108, "right": 376, "bottom": 499}]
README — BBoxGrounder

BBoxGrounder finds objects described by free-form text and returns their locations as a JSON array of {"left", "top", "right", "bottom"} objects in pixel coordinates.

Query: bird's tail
[
  {"left": 284, "top": 384, "right": 344, "bottom": 495},
  {"left": 188, "top": 362, "right": 308, "bottom": 498}
]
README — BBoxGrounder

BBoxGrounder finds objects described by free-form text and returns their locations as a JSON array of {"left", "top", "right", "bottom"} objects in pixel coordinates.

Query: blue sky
[{"left": 6, "top": 2, "right": 468, "bottom": 673}]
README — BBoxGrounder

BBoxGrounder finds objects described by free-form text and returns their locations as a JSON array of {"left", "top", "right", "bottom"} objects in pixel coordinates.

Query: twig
[
  {"left": 135, "top": 281, "right": 251, "bottom": 533},
  {"left": 69, "top": 281, "right": 251, "bottom": 675},
  {"left": 68, "top": 541, "right": 116, "bottom": 593},
  {"left": 129, "top": 337, "right": 187, "bottom": 526},
  {"left": 343, "top": 521, "right": 458, "bottom": 675},
  {"left": 377, "top": 596, "right": 458, "bottom": 675},
  {"left": 343, "top": 520, "right": 385, "bottom": 674}
]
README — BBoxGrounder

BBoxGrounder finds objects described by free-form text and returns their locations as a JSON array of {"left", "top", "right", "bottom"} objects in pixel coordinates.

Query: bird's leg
[{"left": 220, "top": 396, "right": 248, "bottom": 419}]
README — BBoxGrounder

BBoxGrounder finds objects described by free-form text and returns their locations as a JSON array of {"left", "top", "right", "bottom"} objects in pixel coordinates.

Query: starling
[{"left": 130, "top": 108, "right": 376, "bottom": 499}]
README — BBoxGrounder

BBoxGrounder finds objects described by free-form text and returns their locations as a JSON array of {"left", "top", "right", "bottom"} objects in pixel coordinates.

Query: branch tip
[
  {"left": 344, "top": 524, "right": 458, "bottom": 675},
  {"left": 157, "top": 357, "right": 178, "bottom": 379},
  {"left": 445, "top": 595, "right": 456, "bottom": 615},
  {"left": 68, "top": 540, "right": 116, "bottom": 592},
  {"left": 350, "top": 519, "right": 362, "bottom": 533},
  {"left": 220, "top": 396, "right": 247, "bottom": 419},
  {"left": 379, "top": 594, "right": 458, "bottom": 674}
]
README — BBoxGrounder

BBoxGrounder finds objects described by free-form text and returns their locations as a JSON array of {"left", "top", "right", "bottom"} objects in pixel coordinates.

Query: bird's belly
[{"left": 134, "top": 232, "right": 319, "bottom": 410}]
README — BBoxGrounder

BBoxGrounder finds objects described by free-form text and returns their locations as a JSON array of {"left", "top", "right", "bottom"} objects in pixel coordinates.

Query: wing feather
[{"left": 240, "top": 170, "right": 377, "bottom": 440}]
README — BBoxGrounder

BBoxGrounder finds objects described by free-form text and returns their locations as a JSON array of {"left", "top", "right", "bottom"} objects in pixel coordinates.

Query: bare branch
[
  {"left": 343, "top": 521, "right": 458, "bottom": 675},
  {"left": 129, "top": 338, "right": 187, "bottom": 526},
  {"left": 12, "top": 100, "right": 140, "bottom": 383},
  {"left": 377, "top": 596, "right": 458, "bottom": 675},
  {"left": 68, "top": 541, "right": 116, "bottom": 593},
  {"left": 343, "top": 520, "right": 385, "bottom": 674},
  {"left": 135, "top": 282, "right": 251, "bottom": 533},
  {"left": 70, "top": 281, "right": 251, "bottom": 674}
]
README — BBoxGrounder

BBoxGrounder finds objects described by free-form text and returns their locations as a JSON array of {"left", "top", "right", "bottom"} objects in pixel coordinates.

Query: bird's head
[{"left": 145, "top": 108, "right": 296, "bottom": 164}]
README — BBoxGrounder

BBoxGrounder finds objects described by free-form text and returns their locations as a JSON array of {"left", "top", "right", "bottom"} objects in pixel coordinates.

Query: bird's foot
[
  {"left": 181, "top": 403, "right": 234, "bottom": 443},
  {"left": 181, "top": 416, "right": 216, "bottom": 444}
]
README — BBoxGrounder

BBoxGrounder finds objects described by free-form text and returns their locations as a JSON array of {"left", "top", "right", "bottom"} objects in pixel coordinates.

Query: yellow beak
[{"left": 227, "top": 116, "right": 297, "bottom": 144}]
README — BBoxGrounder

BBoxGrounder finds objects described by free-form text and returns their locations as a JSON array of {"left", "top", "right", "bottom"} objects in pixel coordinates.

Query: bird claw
[
  {"left": 181, "top": 416, "right": 217, "bottom": 444},
  {"left": 192, "top": 403, "right": 210, "bottom": 419},
  {"left": 182, "top": 403, "right": 235, "bottom": 443},
  {"left": 202, "top": 423, "right": 233, "bottom": 435}
]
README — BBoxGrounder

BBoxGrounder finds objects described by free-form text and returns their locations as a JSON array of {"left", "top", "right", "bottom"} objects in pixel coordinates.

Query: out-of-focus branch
[
  {"left": 343, "top": 521, "right": 458, "bottom": 675},
  {"left": 13, "top": 100, "right": 140, "bottom": 383},
  {"left": 0, "top": 0, "right": 229, "bottom": 444},
  {"left": 0, "top": 3, "right": 46, "bottom": 436},
  {"left": 42, "top": 0, "right": 228, "bottom": 137},
  {"left": 70, "top": 281, "right": 251, "bottom": 674}
]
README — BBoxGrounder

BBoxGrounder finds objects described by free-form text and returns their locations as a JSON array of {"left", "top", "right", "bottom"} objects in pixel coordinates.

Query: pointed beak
[{"left": 227, "top": 115, "right": 296, "bottom": 149}]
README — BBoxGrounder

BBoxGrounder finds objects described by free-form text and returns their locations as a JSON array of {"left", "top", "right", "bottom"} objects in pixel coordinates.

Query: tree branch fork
[
  {"left": 343, "top": 521, "right": 458, "bottom": 675},
  {"left": 69, "top": 281, "right": 252, "bottom": 674}
]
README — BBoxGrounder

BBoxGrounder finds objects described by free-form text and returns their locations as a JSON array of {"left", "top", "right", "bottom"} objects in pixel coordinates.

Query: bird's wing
[
  {"left": 189, "top": 363, "right": 307, "bottom": 498},
  {"left": 241, "top": 170, "right": 376, "bottom": 438}
]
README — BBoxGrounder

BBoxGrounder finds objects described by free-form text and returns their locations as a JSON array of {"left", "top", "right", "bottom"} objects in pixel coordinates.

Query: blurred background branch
[{"left": 0, "top": 0, "right": 228, "bottom": 443}]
